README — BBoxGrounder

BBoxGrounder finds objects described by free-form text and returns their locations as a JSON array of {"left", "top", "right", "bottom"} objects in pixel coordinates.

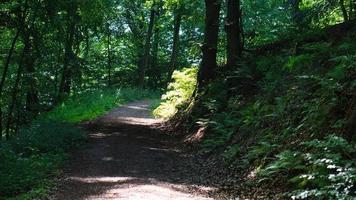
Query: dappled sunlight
[
  {"left": 68, "top": 175, "right": 217, "bottom": 200},
  {"left": 69, "top": 176, "right": 135, "bottom": 183},
  {"left": 94, "top": 100, "right": 162, "bottom": 126},
  {"left": 113, "top": 117, "right": 160, "bottom": 125},
  {"left": 86, "top": 183, "right": 215, "bottom": 200},
  {"left": 69, "top": 176, "right": 217, "bottom": 200},
  {"left": 90, "top": 132, "right": 108, "bottom": 139},
  {"left": 53, "top": 101, "right": 219, "bottom": 200}
]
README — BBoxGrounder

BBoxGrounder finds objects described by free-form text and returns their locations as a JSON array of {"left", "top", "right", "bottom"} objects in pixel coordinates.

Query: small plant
[{"left": 284, "top": 54, "right": 314, "bottom": 70}]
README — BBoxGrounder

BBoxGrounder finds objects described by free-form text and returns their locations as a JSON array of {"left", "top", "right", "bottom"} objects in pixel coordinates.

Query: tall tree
[
  {"left": 340, "top": 0, "right": 349, "bottom": 21},
  {"left": 6, "top": 26, "right": 31, "bottom": 139},
  {"left": 138, "top": 5, "right": 156, "bottom": 87},
  {"left": 58, "top": 4, "right": 77, "bottom": 99},
  {"left": 0, "top": 0, "right": 28, "bottom": 138},
  {"left": 107, "top": 26, "right": 112, "bottom": 87},
  {"left": 197, "top": 0, "right": 222, "bottom": 86},
  {"left": 225, "top": 0, "right": 243, "bottom": 68},
  {"left": 168, "top": 7, "right": 182, "bottom": 78}
]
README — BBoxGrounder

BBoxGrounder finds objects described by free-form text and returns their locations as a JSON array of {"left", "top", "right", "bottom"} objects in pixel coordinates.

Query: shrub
[
  {"left": 153, "top": 67, "right": 198, "bottom": 118},
  {"left": 0, "top": 122, "right": 86, "bottom": 198}
]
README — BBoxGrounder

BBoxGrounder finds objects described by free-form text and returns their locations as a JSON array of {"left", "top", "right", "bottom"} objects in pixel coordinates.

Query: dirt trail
[{"left": 52, "top": 100, "right": 219, "bottom": 200}]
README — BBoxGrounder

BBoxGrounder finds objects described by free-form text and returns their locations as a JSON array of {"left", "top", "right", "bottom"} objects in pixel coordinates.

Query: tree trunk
[
  {"left": 349, "top": 0, "right": 356, "bottom": 19},
  {"left": 24, "top": 51, "right": 39, "bottom": 117},
  {"left": 138, "top": 7, "right": 155, "bottom": 87},
  {"left": 5, "top": 29, "right": 30, "bottom": 140},
  {"left": 150, "top": 5, "right": 162, "bottom": 87},
  {"left": 226, "top": 0, "right": 243, "bottom": 68},
  {"left": 0, "top": 28, "right": 20, "bottom": 139},
  {"left": 340, "top": 0, "right": 349, "bottom": 21},
  {"left": 197, "top": 0, "right": 222, "bottom": 86},
  {"left": 345, "top": 90, "right": 356, "bottom": 141},
  {"left": 107, "top": 29, "right": 112, "bottom": 87},
  {"left": 58, "top": 8, "right": 76, "bottom": 100},
  {"left": 290, "top": 0, "right": 304, "bottom": 27},
  {"left": 0, "top": 0, "right": 28, "bottom": 139},
  {"left": 168, "top": 10, "right": 182, "bottom": 78}
]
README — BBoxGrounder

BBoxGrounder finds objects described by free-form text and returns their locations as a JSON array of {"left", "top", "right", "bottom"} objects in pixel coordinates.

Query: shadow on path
[{"left": 52, "top": 100, "right": 220, "bottom": 200}]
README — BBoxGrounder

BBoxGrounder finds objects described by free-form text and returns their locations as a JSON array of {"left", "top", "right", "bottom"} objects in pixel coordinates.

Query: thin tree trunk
[
  {"left": 0, "top": 29, "right": 20, "bottom": 139},
  {"left": 0, "top": 0, "right": 28, "bottom": 139},
  {"left": 349, "top": 0, "right": 356, "bottom": 19},
  {"left": 345, "top": 90, "right": 356, "bottom": 140},
  {"left": 58, "top": 8, "right": 76, "bottom": 100},
  {"left": 24, "top": 53, "right": 39, "bottom": 117},
  {"left": 138, "top": 7, "right": 155, "bottom": 87},
  {"left": 168, "top": 10, "right": 182, "bottom": 79},
  {"left": 340, "top": 0, "right": 349, "bottom": 21},
  {"left": 197, "top": 0, "right": 222, "bottom": 86},
  {"left": 226, "top": 0, "right": 243, "bottom": 68},
  {"left": 5, "top": 30, "right": 30, "bottom": 140},
  {"left": 107, "top": 29, "right": 112, "bottom": 87},
  {"left": 150, "top": 5, "right": 162, "bottom": 87},
  {"left": 290, "top": 0, "right": 305, "bottom": 28}
]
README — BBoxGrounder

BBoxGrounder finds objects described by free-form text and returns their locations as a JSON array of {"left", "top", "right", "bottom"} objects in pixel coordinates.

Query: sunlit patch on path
[{"left": 52, "top": 100, "right": 218, "bottom": 200}]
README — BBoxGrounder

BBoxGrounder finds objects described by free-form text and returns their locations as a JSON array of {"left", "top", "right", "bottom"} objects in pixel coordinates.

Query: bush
[
  {"left": 0, "top": 122, "right": 86, "bottom": 198},
  {"left": 153, "top": 67, "right": 198, "bottom": 118}
]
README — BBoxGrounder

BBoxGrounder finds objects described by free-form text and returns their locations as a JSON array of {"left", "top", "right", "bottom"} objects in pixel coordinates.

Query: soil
[{"left": 50, "top": 100, "right": 225, "bottom": 200}]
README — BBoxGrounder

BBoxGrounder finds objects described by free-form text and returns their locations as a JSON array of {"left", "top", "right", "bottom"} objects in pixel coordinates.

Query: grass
[
  {"left": 44, "top": 88, "right": 160, "bottom": 123},
  {"left": 0, "top": 87, "right": 159, "bottom": 200}
]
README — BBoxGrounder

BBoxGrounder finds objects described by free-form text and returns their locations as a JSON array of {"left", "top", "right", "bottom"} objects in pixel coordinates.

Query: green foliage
[
  {"left": 260, "top": 135, "right": 355, "bottom": 199},
  {"left": 0, "top": 122, "right": 86, "bottom": 198},
  {"left": 202, "top": 112, "right": 240, "bottom": 151},
  {"left": 45, "top": 88, "right": 159, "bottom": 123},
  {"left": 285, "top": 54, "right": 314, "bottom": 70},
  {"left": 328, "top": 55, "right": 356, "bottom": 80},
  {"left": 0, "top": 88, "right": 156, "bottom": 199},
  {"left": 187, "top": 31, "right": 356, "bottom": 199},
  {"left": 153, "top": 67, "right": 197, "bottom": 118}
]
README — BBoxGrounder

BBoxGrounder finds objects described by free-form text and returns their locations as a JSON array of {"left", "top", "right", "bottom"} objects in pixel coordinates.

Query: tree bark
[
  {"left": 0, "top": 0, "right": 28, "bottom": 139},
  {"left": 58, "top": 7, "right": 76, "bottom": 100},
  {"left": 24, "top": 50, "right": 39, "bottom": 117},
  {"left": 345, "top": 90, "right": 356, "bottom": 141},
  {"left": 138, "top": 7, "right": 155, "bottom": 87},
  {"left": 168, "top": 10, "right": 182, "bottom": 78},
  {"left": 197, "top": 0, "right": 222, "bottom": 86},
  {"left": 5, "top": 29, "right": 30, "bottom": 140},
  {"left": 107, "top": 28, "right": 112, "bottom": 87},
  {"left": 0, "top": 28, "right": 20, "bottom": 138},
  {"left": 349, "top": 0, "right": 356, "bottom": 19},
  {"left": 340, "top": 0, "right": 349, "bottom": 21},
  {"left": 225, "top": 0, "right": 243, "bottom": 68}
]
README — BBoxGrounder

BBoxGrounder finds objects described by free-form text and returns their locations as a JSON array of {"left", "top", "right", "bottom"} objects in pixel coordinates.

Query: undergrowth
[
  {"left": 164, "top": 30, "right": 356, "bottom": 198},
  {"left": 0, "top": 122, "right": 86, "bottom": 199},
  {"left": 153, "top": 67, "right": 197, "bottom": 119}
]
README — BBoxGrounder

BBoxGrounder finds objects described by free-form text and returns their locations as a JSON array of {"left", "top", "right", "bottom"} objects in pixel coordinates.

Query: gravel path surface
[{"left": 52, "top": 100, "right": 219, "bottom": 200}]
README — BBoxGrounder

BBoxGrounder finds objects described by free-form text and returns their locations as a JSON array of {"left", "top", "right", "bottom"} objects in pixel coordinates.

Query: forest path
[{"left": 52, "top": 100, "right": 218, "bottom": 200}]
